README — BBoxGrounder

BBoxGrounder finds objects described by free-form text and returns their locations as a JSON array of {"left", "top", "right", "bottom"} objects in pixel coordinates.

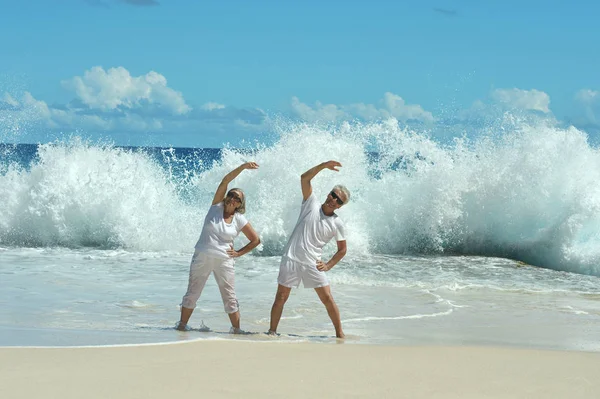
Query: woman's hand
[
  {"left": 227, "top": 245, "right": 240, "bottom": 258},
  {"left": 212, "top": 163, "right": 259, "bottom": 206}
]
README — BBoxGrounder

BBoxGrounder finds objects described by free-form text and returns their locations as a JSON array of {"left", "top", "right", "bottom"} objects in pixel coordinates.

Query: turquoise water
[
  {"left": 2, "top": 122, "right": 600, "bottom": 349},
  {"left": 2, "top": 248, "right": 599, "bottom": 350}
]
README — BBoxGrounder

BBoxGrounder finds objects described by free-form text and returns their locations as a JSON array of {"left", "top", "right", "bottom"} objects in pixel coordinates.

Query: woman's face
[{"left": 225, "top": 190, "right": 243, "bottom": 210}]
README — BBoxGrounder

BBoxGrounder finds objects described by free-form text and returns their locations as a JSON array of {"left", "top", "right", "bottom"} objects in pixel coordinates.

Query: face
[
  {"left": 225, "top": 190, "right": 243, "bottom": 209},
  {"left": 325, "top": 189, "right": 346, "bottom": 210}
]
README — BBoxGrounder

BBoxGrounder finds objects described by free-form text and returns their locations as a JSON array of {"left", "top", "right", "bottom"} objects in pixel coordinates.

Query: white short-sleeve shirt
[
  {"left": 194, "top": 202, "right": 248, "bottom": 259},
  {"left": 282, "top": 193, "right": 346, "bottom": 266}
]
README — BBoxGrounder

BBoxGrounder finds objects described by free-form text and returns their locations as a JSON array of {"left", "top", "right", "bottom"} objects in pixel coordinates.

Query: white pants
[{"left": 181, "top": 251, "right": 239, "bottom": 314}]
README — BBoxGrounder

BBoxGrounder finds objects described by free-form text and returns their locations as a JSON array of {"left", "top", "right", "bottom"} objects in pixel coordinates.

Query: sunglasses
[
  {"left": 227, "top": 191, "right": 242, "bottom": 203},
  {"left": 330, "top": 191, "right": 344, "bottom": 206}
]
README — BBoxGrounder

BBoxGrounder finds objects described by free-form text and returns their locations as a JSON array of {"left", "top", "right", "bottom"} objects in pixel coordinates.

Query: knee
[
  {"left": 319, "top": 294, "right": 334, "bottom": 306},
  {"left": 274, "top": 291, "right": 290, "bottom": 305}
]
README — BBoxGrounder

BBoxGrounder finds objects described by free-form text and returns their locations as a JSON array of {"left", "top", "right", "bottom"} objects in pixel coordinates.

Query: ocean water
[{"left": 1, "top": 120, "right": 600, "bottom": 350}]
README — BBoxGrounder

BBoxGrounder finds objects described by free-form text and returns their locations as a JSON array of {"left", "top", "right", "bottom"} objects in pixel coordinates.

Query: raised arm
[
  {"left": 300, "top": 160, "right": 341, "bottom": 201},
  {"left": 212, "top": 162, "right": 259, "bottom": 205}
]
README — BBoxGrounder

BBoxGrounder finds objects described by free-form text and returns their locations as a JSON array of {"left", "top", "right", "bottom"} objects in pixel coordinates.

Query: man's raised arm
[{"left": 300, "top": 160, "right": 342, "bottom": 201}]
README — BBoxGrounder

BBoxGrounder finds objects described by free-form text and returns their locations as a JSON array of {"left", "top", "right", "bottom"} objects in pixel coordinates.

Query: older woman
[{"left": 176, "top": 162, "right": 261, "bottom": 333}]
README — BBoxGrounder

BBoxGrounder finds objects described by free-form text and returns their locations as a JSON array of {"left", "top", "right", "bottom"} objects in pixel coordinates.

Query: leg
[
  {"left": 177, "top": 307, "right": 194, "bottom": 330},
  {"left": 314, "top": 285, "right": 345, "bottom": 338},
  {"left": 213, "top": 260, "right": 241, "bottom": 329},
  {"left": 269, "top": 284, "right": 292, "bottom": 333},
  {"left": 178, "top": 253, "right": 212, "bottom": 329},
  {"left": 227, "top": 311, "right": 241, "bottom": 330}
]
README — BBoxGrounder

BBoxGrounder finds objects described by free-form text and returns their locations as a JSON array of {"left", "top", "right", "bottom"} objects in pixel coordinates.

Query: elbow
[
  {"left": 301, "top": 169, "right": 314, "bottom": 181},
  {"left": 253, "top": 237, "right": 261, "bottom": 247}
]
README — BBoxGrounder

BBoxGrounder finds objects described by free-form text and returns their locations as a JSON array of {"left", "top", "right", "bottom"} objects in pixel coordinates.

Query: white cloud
[
  {"left": 2, "top": 93, "right": 19, "bottom": 107},
  {"left": 201, "top": 102, "right": 226, "bottom": 111},
  {"left": 490, "top": 88, "right": 551, "bottom": 113},
  {"left": 62, "top": 66, "right": 191, "bottom": 115},
  {"left": 21, "top": 92, "right": 52, "bottom": 119},
  {"left": 290, "top": 92, "right": 433, "bottom": 123},
  {"left": 290, "top": 97, "right": 348, "bottom": 123},
  {"left": 576, "top": 89, "right": 598, "bottom": 104},
  {"left": 382, "top": 92, "right": 434, "bottom": 122},
  {"left": 1, "top": 83, "right": 267, "bottom": 147},
  {"left": 117, "top": 113, "right": 163, "bottom": 131},
  {"left": 0, "top": 91, "right": 167, "bottom": 133},
  {"left": 573, "top": 88, "right": 599, "bottom": 127}
]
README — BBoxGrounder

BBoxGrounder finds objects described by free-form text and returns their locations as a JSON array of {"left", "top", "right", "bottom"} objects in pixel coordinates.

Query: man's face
[{"left": 325, "top": 188, "right": 346, "bottom": 210}]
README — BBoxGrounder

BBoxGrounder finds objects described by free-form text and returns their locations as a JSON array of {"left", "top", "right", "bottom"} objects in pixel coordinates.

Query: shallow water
[{"left": 2, "top": 247, "right": 599, "bottom": 350}]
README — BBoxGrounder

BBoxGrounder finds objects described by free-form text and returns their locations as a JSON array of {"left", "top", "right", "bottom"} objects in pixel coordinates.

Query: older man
[{"left": 269, "top": 160, "right": 350, "bottom": 338}]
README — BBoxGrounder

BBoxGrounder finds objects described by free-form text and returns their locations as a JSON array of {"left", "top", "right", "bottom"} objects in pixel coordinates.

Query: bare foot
[{"left": 175, "top": 321, "right": 190, "bottom": 331}]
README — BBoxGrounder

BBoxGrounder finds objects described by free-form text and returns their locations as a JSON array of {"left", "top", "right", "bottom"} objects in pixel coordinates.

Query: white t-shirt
[
  {"left": 194, "top": 202, "right": 248, "bottom": 259},
  {"left": 282, "top": 193, "right": 346, "bottom": 266}
]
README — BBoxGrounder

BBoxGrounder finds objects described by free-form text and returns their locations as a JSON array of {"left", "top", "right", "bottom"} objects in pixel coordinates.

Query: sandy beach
[{"left": 1, "top": 340, "right": 599, "bottom": 399}]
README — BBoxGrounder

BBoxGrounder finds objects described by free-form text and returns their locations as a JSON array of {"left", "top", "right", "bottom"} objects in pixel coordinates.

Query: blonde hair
[{"left": 228, "top": 188, "right": 246, "bottom": 214}]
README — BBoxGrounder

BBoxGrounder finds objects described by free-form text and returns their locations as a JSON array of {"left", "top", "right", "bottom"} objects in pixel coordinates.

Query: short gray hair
[{"left": 333, "top": 184, "right": 350, "bottom": 204}]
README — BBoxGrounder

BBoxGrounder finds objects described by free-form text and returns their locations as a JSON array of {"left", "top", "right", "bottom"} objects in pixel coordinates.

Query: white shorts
[
  {"left": 181, "top": 251, "right": 238, "bottom": 313},
  {"left": 277, "top": 256, "right": 330, "bottom": 289}
]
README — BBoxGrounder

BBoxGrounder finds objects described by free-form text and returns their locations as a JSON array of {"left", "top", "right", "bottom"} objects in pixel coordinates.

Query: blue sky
[{"left": 1, "top": 0, "right": 599, "bottom": 147}]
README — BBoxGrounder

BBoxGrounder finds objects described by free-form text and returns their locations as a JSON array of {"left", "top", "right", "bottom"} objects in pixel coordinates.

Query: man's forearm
[
  {"left": 301, "top": 162, "right": 327, "bottom": 182},
  {"left": 326, "top": 249, "right": 347, "bottom": 270}
]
